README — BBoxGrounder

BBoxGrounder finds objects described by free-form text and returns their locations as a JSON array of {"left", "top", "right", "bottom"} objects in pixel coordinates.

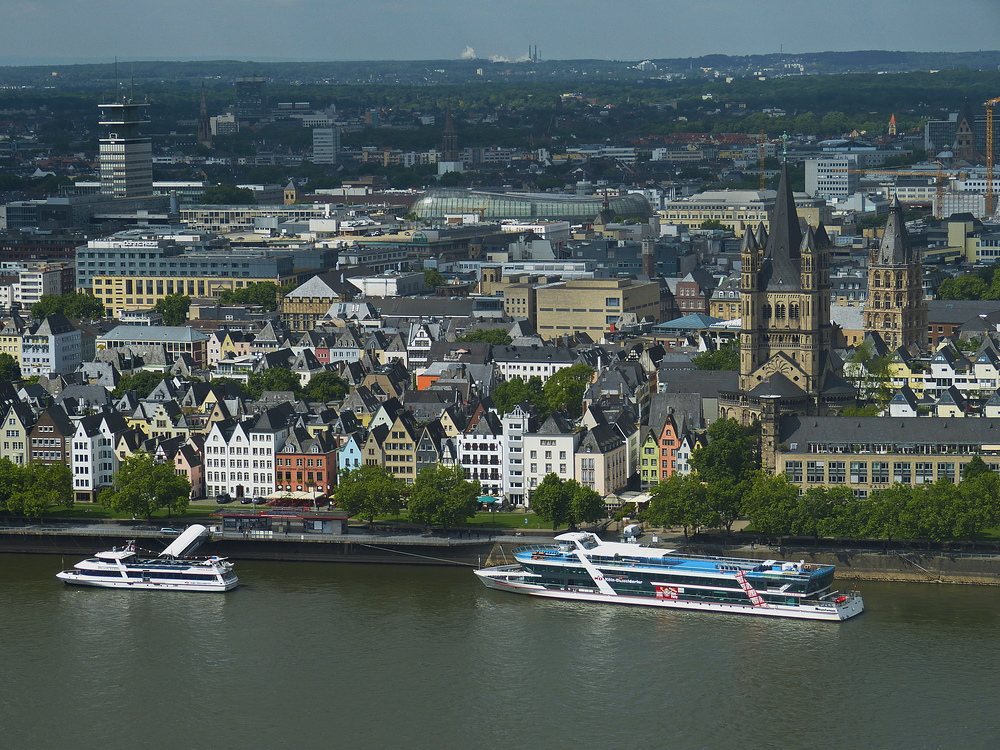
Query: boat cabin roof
[{"left": 95, "top": 549, "right": 138, "bottom": 561}]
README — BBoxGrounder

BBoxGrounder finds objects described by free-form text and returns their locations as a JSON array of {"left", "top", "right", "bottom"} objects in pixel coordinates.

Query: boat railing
[{"left": 802, "top": 591, "right": 863, "bottom": 610}]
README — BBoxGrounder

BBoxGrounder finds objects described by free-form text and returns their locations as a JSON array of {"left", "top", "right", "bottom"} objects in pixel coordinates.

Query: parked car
[{"left": 159, "top": 527, "right": 182, "bottom": 535}]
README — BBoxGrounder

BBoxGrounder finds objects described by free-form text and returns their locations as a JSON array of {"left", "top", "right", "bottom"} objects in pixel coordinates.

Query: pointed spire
[
  {"left": 741, "top": 227, "right": 759, "bottom": 253},
  {"left": 754, "top": 221, "right": 768, "bottom": 248},
  {"left": 799, "top": 224, "right": 815, "bottom": 253},
  {"left": 768, "top": 162, "right": 802, "bottom": 261},
  {"left": 877, "top": 197, "right": 911, "bottom": 265}
]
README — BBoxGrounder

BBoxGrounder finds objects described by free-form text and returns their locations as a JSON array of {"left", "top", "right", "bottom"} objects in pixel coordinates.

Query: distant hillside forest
[{"left": 4, "top": 67, "right": 1000, "bottom": 152}]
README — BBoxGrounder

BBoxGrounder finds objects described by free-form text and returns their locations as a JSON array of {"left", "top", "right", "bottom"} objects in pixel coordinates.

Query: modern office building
[
  {"left": 97, "top": 325, "right": 210, "bottom": 366},
  {"left": 662, "top": 189, "right": 832, "bottom": 237},
  {"left": 312, "top": 127, "right": 340, "bottom": 165},
  {"left": 235, "top": 76, "right": 267, "bottom": 120},
  {"left": 805, "top": 155, "right": 861, "bottom": 200},
  {"left": 534, "top": 277, "right": 661, "bottom": 341},
  {"left": 98, "top": 99, "right": 153, "bottom": 198}
]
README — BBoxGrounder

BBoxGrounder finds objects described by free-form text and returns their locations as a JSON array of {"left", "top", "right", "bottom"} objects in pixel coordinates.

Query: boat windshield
[{"left": 579, "top": 535, "right": 599, "bottom": 550}]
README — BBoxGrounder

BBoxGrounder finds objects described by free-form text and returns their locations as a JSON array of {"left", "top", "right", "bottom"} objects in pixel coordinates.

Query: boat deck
[{"left": 514, "top": 545, "right": 834, "bottom": 581}]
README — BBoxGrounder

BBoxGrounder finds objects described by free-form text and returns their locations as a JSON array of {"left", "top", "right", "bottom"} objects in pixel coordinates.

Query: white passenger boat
[
  {"left": 475, "top": 532, "right": 863, "bottom": 621},
  {"left": 56, "top": 524, "right": 237, "bottom": 592}
]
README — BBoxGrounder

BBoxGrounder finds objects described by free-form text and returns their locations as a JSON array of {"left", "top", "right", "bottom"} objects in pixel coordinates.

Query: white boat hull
[
  {"left": 56, "top": 570, "right": 237, "bottom": 592},
  {"left": 476, "top": 566, "right": 864, "bottom": 622}
]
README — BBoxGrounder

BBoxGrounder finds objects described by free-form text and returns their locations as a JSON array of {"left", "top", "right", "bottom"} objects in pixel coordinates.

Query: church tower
[
  {"left": 863, "top": 198, "right": 926, "bottom": 351},
  {"left": 197, "top": 83, "right": 212, "bottom": 149},
  {"left": 723, "top": 163, "right": 853, "bottom": 421},
  {"left": 442, "top": 104, "right": 459, "bottom": 162}
]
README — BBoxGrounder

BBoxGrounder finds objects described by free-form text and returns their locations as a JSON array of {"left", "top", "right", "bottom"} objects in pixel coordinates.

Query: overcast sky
[{"left": 1, "top": 0, "right": 999, "bottom": 65}]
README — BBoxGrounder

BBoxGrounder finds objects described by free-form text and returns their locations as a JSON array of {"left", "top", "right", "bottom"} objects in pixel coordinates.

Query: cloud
[{"left": 460, "top": 45, "right": 476, "bottom": 60}]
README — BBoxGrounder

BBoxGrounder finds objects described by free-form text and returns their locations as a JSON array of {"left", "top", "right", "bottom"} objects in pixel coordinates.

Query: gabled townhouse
[
  {"left": 322, "top": 327, "right": 365, "bottom": 365},
  {"left": 21, "top": 313, "right": 82, "bottom": 376},
  {"left": 338, "top": 431, "right": 365, "bottom": 474},
  {"left": 128, "top": 400, "right": 187, "bottom": 439},
  {"left": 438, "top": 404, "right": 468, "bottom": 438},
  {"left": 361, "top": 423, "right": 389, "bottom": 467},
  {"left": 888, "top": 385, "right": 919, "bottom": 417},
  {"left": 415, "top": 419, "right": 454, "bottom": 475},
  {"left": 290, "top": 349, "right": 326, "bottom": 386},
  {"left": 406, "top": 321, "right": 439, "bottom": 373},
  {"left": 575, "top": 422, "right": 628, "bottom": 497},
  {"left": 207, "top": 329, "right": 253, "bottom": 367},
  {"left": 0, "top": 316, "right": 25, "bottom": 368},
  {"left": 145, "top": 376, "right": 186, "bottom": 403},
  {"left": 457, "top": 410, "right": 504, "bottom": 499},
  {"left": 28, "top": 403, "right": 73, "bottom": 466},
  {"left": 203, "top": 403, "right": 295, "bottom": 500},
  {"left": 674, "top": 432, "right": 705, "bottom": 476},
  {"left": 523, "top": 412, "right": 582, "bottom": 501},
  {"left": 172, "top": 442, "right": 205, "bottom": 499},
  {"left": 382, "top": 411, "right": 420, "bottom": 483},
  {"left": 361, "top": 361, "right": 410, "bottom": 402},
  {"left": 72, "top": 410, "right": 128, "bottom": 503},
  {"left": 338, "top": 385, "right": 380, "bottom": 427},
  {"left": 638, "top": 411, "right": 682, "bottom": 488},
  {"left": 250, "top": 321, "right": 286, "bottom": 356},
  {"left": 275, "top": 428, "right": 339, "bottom": 496},
  {"left": 0, "top": 400, "right": 34, "bottom": 465},
  {"left": 935, "top": 386, "right": 968, "bottom": 417},
  {"left": 973, "top": 346, "right": 1000, "bottom": 393}
]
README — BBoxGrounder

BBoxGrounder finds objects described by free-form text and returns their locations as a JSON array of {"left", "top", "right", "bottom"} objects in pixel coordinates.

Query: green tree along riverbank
[{"left": 644, "top": 420, "right": 1000, "bottom": 545}]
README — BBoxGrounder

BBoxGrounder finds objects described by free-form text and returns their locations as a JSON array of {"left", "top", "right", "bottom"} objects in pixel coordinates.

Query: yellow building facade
[{"left": 92, "top": 275, "right": 275, "bottom": 314}]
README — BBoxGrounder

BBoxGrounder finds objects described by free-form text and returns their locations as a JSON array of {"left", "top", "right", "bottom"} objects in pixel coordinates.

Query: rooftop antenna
[
  {"left": 114, "top": 57, "right": 120, "bottom": 101},
  {"left": 130, "top": 61, "right": 135, "bottom": 103}
]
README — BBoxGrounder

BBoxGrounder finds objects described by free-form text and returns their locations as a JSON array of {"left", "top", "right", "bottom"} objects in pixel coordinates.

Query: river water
[{"left": 2, "top": 554, "right": 999, "bottom": 750}]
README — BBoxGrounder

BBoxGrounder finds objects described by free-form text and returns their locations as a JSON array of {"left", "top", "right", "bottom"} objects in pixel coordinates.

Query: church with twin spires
[{"left": 719, "top": 164, "right": 856, "bottom": 424}]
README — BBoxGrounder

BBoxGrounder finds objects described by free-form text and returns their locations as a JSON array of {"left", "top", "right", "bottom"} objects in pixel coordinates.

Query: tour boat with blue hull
[
  {"left": 476, "top": 532, "right": 863, "bottom": 621},
  {"left": 56, "top": 525, "right": 238, "bottom": 592}
]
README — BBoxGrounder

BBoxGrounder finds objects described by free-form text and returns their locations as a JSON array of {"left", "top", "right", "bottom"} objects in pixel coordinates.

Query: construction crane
[
  {"left": 985, "top": 97, "right": 1000, "bottom": 217},
  {"left": 847, "top": 164, "right": 962, "bottom": 219}
]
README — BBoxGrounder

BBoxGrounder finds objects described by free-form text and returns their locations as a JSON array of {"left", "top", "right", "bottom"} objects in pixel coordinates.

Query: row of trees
[
  {"left": 241, "top": 369, "right": 350, "bottom": 402},
  {"left": 644, "top": 419, "right": 760, "bottom": 537},
  {"left": 936, "top": 267, "right": 1000, "bottom": 302},
  {"left": 333, "top": 463, "right": 480, "bottom": 530},
  {"left": 644, "top": 417, "right": 1000, "bottom": 544},
  {"left": 529, "top": 474, "right": 605, "bottom": 530},
  {"left": 492, "top": 363, "right": 595, "bottom": 419},
  {"left": 455, "top": 327, "right": 512, "bottom": 345},
  {"left": 692, "top": 341, "right": 739, "bottom": 371},
  {"left": 99, "top": 452, "right": 192, "bottom": 519},
  {"left": 30, "top": 292, "right": 105, "bottom": 320},
  {"left": 154, "top": 294, "right": 191, "bottom": 326},
  {"left": 217, "top": 281, "right": 296, "bottom": 311},
  {"left": 333, "top": 464, "right": 607, "bottom": 531},
  {"left": 742, "top": 459, "right": 1000, "bottom": 544},
  {"left": 0, "top": 460, "right": 72, "bottom": 518}
]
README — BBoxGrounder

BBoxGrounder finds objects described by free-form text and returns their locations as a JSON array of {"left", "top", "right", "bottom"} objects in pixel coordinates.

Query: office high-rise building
[
  {"left": 98, "top": 100, "right": 153, "bottom": 198},
  {"left": 236, "top": 76, "right": 266, "bottom": 120},
  {"left": 312, "top": 127, "right": 340, "bottom": 165}
]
